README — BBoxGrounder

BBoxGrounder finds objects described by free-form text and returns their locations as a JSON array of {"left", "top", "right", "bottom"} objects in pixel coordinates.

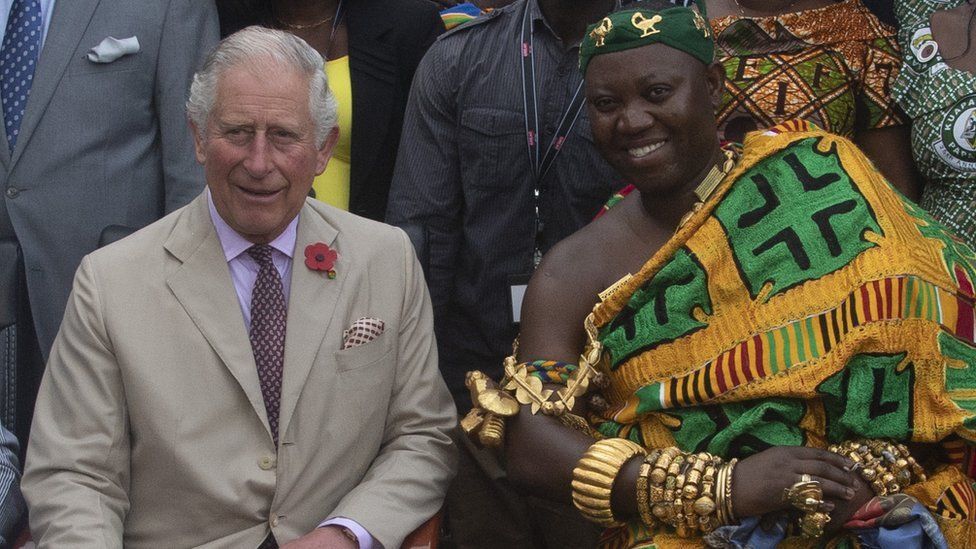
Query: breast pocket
[
  {"left": 334, "top": 331, "right": 394, "bottom": 373},
  {"left": 459, "top": 108, "right": 527, "bottom": 191}
]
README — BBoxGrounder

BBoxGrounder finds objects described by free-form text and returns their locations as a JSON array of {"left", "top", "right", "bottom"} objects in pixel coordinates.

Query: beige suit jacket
[{"left": 22, "top": 194, "right": 458, "bottom": 548}]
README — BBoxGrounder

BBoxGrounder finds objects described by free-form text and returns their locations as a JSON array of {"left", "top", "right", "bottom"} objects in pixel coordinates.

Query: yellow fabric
[{"left": 312, "top": 56, "right": 352, "bottom": 210}]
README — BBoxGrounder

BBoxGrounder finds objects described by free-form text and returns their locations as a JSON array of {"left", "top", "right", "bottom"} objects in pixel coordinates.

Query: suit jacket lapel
[
  {"left": 347, "top": 6, "right": 396, "bottom": 195},
  {"left": 165, "top": 195, "right": 273, "bottom": 442},
  {"left": 10, "top": 0, "right": 100, "bottom": 167},
  {"left": 277, "top": 203, "right": 343, "bottom": 441}
]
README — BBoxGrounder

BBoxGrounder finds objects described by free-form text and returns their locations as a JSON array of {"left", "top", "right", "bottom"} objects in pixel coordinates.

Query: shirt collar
[
  {"left": 528, "top": 0, "right": 623, "bottom": 46},
  {"left": 207, "top": 188, "right": 298, "bottom": 262}
]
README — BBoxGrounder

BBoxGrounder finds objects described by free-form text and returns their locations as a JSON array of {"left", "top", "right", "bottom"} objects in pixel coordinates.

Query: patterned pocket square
[{"left": 342, "top": 317, "right": 385, "bottom": 350}]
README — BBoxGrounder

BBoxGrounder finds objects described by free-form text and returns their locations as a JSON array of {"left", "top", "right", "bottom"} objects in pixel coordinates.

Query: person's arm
[
  {"left": 505, "top": 241, "right": 861, "bottom": 530},
  {"left": 853, "top": 32, "right": 922, "bottom": 201},
  {"left": 854, "top": 125, "right": 921, "bottom": 201},
  {"left": 22, "top": 256, "right": 130, "bottom": 547},
  {"left": 157, "top": 0, "right": 219, "bottom": 213},
  {"left": 321, "top": 230, "right": 457, "bottom": 549},
  {"left": 0, "top": 425, "right": 24, "bottom": 547},
  {"left": 387, "top": 40, "right": 463, "bottom": 317}
]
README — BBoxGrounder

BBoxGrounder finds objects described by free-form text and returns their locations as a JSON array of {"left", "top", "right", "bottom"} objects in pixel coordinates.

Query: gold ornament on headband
[
  {"left": 631, "top": 12, "right": 663, "bottom": 37},
  {"left": 692, "top": 11, "right": 709, "bottom": 38},
  {"left": 590, "top": 17, "right": 613, "bottom": 47}
]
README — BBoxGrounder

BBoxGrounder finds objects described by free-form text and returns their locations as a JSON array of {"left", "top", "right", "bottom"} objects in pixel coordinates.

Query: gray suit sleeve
[
  {"left": 386, "top": 42, "right": 463, "bottom": 317},
  {"left": 0, "top": 424, "right": 24, "bottom": 546},
  {"left": 156, "top": 0, "right": 219, "bottom": 213},
  {"left": 326, "top": 230, "right": 457, "bottom": 549}
]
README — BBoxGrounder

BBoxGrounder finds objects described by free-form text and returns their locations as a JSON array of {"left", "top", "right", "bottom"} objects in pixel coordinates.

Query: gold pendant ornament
[
  {"left": 782, "top": 478, "right": 831, "bottom": 538},
  {"left": 590, "top": 17, "right": 613, "bottom": 47},
  {"left": 692, "top": 11, "right": 709, "bottom": 38},
  {"left": 676, "top": 147, "right": 738, "bottom": 231},
  {"left": 459, "top": 371, "right": 519, "bottom": 447},
  {"left": 631, "top": 13, "right": 663, "bottom": 37}
]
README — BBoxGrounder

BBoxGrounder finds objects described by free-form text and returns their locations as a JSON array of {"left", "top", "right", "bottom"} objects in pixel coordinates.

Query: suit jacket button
[
  {"left": 270, "top": 516, "right": 280, "bottom": 528},
  {"left": 258, "top": 456, "right": 276, "bottom": 470},
  {"left": 5, "top": 187, "right": 19, "bottom": 199}
]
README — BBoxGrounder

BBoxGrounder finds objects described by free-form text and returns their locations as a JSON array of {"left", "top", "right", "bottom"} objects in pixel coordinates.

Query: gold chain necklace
[
  {"left": 275, "top": 14, "right": 334, "bottom": 30},
  {"left": 273, "top": 3, "right": 338, "bottom": 31},
  {"left": 676, "top": 147, "right": 738, "bottom": 231}
]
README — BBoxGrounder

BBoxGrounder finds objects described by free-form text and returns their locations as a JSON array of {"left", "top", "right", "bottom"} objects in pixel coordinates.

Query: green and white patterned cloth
[{"left": 893, "top": 0, "right": 976, "bottom": 248}]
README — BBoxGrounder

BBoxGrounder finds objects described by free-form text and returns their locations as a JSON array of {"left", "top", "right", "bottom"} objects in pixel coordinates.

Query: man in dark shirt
[
  {"left": 388, "top": 0, "right": 623, "bottom": 412},
  {"left": 387, "top": 0, "right": 624, "bottom": 546}
]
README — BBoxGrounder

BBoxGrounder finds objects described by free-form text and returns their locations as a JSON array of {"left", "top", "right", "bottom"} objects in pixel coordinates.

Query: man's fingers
[
  {"left": 817, "top": 477, "right": 856, "bottom": 501},
  {"left": 797, "top": 459, "right": 858, "bottom": 488},
  {"left": 783, "top": 446, "right": 855, "bottom": 470}
]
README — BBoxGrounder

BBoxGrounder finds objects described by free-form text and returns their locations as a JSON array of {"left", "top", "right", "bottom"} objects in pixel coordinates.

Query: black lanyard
[
  {"left": 329, "top": 0, "right": 344, "bottom": 51},
  {"left": 519, "top": 2, "right": 588, "bottom": 266}
]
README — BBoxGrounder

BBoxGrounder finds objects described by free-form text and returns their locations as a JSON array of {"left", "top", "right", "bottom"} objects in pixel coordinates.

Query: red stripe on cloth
[
  {"left": 740, "top": 342, "right": 754, "bottom": 383},
  {"left": 716, "top": 355, "right": 728, "bottom": 394},
  {"left": 861, "top": 285, "right": 872, "bottom": 322}
]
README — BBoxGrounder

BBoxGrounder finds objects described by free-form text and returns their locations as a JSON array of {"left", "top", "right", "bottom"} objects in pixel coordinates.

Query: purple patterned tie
[{"left": 247, "top": 245, "right": 286, "bottom": 445}]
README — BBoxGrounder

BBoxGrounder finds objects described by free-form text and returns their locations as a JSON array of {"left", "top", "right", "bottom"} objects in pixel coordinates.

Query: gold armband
[
  {"left": 502, "top": 316, "right": 606, "bottom": 416},
  {"left": 572, "top": 438, "right": 646, "bottom": 527},
  {"left": 461, "top": 313, "right": 608, "bottom": 449}
]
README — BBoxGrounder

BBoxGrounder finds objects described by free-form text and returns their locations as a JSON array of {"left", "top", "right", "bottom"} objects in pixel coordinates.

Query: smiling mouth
[
  {"left": 239, "top": 186, "right": 282, "bottom": 197},
  {"left": 628, "top": 140, "right": 666, "bottom": 158}
]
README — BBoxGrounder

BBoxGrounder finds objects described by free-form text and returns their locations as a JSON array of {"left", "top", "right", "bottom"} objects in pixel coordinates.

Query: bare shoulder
[{"left": 518, "top": 205, "right": 633, "bottom": 361}]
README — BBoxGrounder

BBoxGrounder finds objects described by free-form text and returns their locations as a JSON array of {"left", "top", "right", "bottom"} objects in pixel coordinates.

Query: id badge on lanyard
[{"left": 510, "top": 2, "right": 588, "bottom": 325}]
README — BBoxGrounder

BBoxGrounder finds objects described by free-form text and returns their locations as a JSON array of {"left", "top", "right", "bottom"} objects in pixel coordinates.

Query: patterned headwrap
[{"left": 579, "top": 6, "right": 715, "bottom": 75}]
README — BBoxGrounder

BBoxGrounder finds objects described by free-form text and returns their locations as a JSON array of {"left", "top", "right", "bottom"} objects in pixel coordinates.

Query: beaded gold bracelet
[
  {"left": 572, "top": 438, "right": 647, "bottom": 527},
  {"left": 636, "top": 454, "right": 657, "bottom": 527},
  {"left": 828, "top": 439, "right": 926, "bottom": 496}
]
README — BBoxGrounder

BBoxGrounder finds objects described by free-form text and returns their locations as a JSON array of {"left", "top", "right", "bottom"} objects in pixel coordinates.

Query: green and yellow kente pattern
[{"left": 588, "top": 122, "right": 976, "bottom": 547}]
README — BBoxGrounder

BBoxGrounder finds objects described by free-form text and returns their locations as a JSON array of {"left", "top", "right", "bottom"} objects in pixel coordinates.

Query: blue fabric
[
  {"left": 851, "top": 502, "right": 949, "bottom": 549},
  {"left": 704, "top": 516, "right": 788, "bottom": 548},
  {"left": 439, "top": 2, "right": 482, "bottom": 17},
  {"left": 704, "top": 503, "right": 948, "bottom": 549},
  {"left": 0, "top": 0, "right": 40, "bottom": 149}
]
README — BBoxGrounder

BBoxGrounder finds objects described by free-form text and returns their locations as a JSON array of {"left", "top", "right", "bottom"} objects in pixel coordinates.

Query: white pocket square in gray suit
[{"left": 87, "top": 36, "right": 139, "bottom": 63}]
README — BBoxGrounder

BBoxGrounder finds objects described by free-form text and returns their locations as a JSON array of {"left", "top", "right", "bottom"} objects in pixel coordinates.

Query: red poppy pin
[{"left": 304, "top": 242, "right": 338, "bottom": 279}]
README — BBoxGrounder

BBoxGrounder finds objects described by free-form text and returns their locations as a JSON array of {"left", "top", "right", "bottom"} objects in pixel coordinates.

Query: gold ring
[
  {"left": 783, "top": 479, "right": 824, "bottom": 512},
  {"left": 800, "top": 473, "right": 812, "bottom": 483}
]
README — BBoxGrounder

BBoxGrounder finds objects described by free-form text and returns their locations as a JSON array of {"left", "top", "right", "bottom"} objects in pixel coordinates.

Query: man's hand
[{"left": 279, "top": 527, "right": 358, "bottom": 549}]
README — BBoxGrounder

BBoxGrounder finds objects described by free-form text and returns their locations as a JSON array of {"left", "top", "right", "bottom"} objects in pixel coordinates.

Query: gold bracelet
[
  {"left": 828, "top": 439, "right": 926, "bottom": 496},
  {"left": 714, "top": 458, "right": 738, "bottom": 526},
  {"left": 572, "top": 438, "right": 646, "bottom": 527},
  {"left": 636, "top": 456, "right": 656, "bottom": 527}
]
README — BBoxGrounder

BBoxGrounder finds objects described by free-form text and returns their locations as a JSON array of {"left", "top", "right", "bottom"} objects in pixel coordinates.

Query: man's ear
[
  {"left": 315, "top": 126, "right": 340, "bottom": 176},
  {"left": 705, "top": 62, "right": 725, "bottom": 109},
  {"left": 189, "top": 118, "right": 207, "bottom": 165}
]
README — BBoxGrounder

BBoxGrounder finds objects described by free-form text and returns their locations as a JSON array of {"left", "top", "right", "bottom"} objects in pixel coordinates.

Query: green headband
[{"left": 579, "top": 7, "right": 715, "bottom": 75}]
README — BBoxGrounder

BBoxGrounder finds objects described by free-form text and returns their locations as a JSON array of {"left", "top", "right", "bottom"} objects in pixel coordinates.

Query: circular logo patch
[
  {"left": 910, "top": 27, "right": 938, "bottom": 63},
  {"left": 953, "top": 108, "right": 976, "bottom": 153},
  {"left": 934, "top": 96, "right": 976, "bottom": 172}
]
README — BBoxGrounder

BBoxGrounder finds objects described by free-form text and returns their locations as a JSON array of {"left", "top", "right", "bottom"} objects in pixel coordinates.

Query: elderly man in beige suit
[{"left": 21, "top": 26, "right": 457, "bottom": 549}]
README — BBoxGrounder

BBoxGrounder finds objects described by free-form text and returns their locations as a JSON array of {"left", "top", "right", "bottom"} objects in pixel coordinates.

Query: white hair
[{"left": 186, "top": 26, "right": 338, "bottom": 147}]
